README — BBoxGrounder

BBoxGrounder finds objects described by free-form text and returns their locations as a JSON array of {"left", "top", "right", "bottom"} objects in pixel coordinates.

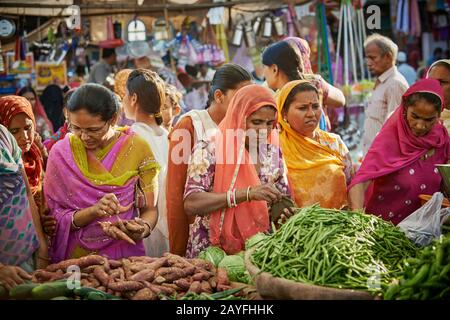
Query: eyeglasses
[{"left": 68, "top": 121, "right": 109, "bottom": 137}]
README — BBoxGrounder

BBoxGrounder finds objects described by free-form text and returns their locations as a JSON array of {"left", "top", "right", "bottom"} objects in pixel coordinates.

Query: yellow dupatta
[
  {"left": 69, "top": 128, "right": 159, "bottom": 187},
  {"left": 276, "top": 80, "right": 348, "bottom": 209}
]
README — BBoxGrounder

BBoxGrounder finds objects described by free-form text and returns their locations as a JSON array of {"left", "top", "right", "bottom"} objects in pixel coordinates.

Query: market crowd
[{"left": 0, "top": 34, "right": 449, "bottom": 290}]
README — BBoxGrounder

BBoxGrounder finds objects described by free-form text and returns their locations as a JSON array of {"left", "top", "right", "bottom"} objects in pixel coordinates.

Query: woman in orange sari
[
  {"left": 0, "top": 96, "right": 47, "bottom": 215},
  {"left": 183, "top": 84, "right": 291, "bottom": 256},
  {"left": 276, "top": 80, "right": 354, "bottom": 209}
]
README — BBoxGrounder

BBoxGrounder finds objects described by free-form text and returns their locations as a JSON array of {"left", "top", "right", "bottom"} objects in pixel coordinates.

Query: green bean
[{"left": 251, "top": 204, "right": 418, "bottom": 293}]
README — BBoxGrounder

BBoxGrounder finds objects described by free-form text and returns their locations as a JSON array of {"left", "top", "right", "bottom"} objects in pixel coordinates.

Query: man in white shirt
[
  {"left": 362, "top": 34, "right": 409, "bottom": 155},
  {"left": 397, "top": 51, "right": 417, "bottom": 86},
  {"left": 87, "top": 48, "right": 116, "bottom": 85}
]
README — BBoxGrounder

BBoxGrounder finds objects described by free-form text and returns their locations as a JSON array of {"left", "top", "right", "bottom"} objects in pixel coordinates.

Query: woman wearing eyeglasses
[{"left": 44, "top": 83, "right": 160, "bottom": 263}]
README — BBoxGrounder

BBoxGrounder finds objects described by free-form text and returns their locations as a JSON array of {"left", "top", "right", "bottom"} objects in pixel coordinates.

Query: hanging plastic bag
[{"left": 397, "top": 192, "right": 450, "bottom": 247}]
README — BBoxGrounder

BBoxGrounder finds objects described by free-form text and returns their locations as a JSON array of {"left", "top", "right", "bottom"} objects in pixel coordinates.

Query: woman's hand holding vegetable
[
  {"left": 94, "top": 193, "right": 133, "bottom": 218},
  {"left": 248, "top": 183, "right": 282, "bottom": 205},
  {"left": 71, "top": 193, "right": 133, "bottom": 231},
  {"left": 99, "top": 217, "right": 152, "bottom": 245},
  {"left": 277, "top": 207, "right": 297, "bottom": 225}
]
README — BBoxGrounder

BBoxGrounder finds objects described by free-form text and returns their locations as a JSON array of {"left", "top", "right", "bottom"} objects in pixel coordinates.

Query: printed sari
[{"left": 0, "top": 124, "right": 39, "bottom": 267}]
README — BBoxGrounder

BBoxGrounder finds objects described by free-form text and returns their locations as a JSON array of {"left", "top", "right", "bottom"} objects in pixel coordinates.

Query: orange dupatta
[
  {"left": 0, "top": 96, "right": 43, "bottom": 195},
  {"left": 276, "top": 80, "right": 347, "bottom": 209},
  {"left": 209, "top": 85, "right": 278, "bottom": 254}
]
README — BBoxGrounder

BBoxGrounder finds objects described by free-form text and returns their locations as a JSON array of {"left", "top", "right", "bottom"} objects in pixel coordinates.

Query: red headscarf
[
  {"left": 209, "top": 85, "right": 278, "bottom": 254},
  {"left": 0, "top": 95, "right": 43, "bottom": 195},
  {"left": 17, "top": 87, "right": 54, "bottom": 133},
  {"left": 349, "top": 78, "right": 448, "bottom": 188}
]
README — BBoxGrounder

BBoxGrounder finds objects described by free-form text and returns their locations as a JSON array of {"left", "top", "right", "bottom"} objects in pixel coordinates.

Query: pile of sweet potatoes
[{"left": 31, "top": 253, "right": 232, "bottom": 300}]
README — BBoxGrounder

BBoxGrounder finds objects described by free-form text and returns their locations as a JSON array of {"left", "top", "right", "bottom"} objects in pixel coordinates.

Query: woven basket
[{"left": 245, "top": 249, "right": 374, "bottom": 300}]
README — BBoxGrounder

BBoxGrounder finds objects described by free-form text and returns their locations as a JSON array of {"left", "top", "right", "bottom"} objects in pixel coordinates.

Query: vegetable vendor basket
[{"left": 244, "top": 249, "right": 374, "bottom": 300}]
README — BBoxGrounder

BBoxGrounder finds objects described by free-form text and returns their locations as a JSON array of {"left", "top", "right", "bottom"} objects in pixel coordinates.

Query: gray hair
[{"left": 364, "top": 34, "right": 398, "bottom": 62}]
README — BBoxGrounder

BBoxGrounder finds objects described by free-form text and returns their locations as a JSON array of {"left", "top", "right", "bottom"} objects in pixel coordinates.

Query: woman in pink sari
[
  {"left": 44, "top": 84, "right": 159, "bottom": 262},
  {"left": 348, "top": 78, "right": 449, "bottom": 225}
]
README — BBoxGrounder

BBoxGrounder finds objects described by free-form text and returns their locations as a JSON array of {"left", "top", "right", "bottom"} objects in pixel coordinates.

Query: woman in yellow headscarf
[{"left": 277, "top": 80, "right": 354, "bottom": 209}]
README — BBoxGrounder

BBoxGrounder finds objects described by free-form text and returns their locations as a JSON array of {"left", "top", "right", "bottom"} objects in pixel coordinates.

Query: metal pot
[
  {"left": 262, "top": 16, "right": 272, "bottom": 38},
  {"left": 253, "top": 17, "right": 262, "bottom": 35},
  {"left": 244, "top": 22, "right": 256, "bottom": 48},
  {"left": 273, "top": 16, "right": 285, "bottom": 36},
  {"left": 231, "top": 23, "right": 244, "bottom": 46}
]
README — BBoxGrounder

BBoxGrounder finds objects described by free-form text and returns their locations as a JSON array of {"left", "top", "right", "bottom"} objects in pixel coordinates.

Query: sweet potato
[
  {"left": 145, "top": 257, "right": 169, "bottom": 270},
  {"left": 208, "top": 276, "right": 217, "bottom": 289},
  {"left": 130, "top": 269, "right": 155, "bottom": 282},
  {"left": 93, "top": 266, "right": 110, "bottom": 287},
  {"left": 153, "top": 276, "right": 166, "bottom": 285},
  {"left": 128, "top": 256, "right": 157, "bottom": 264},
  {"left": 32, "top": 270, "right": 56, "bottom": 282},
  {"left": 143, "top": 281, "right": 162, "bottom": 295},
  {"left": 125, "top": 220, "right": 145, "bottom": 233},
  {"left": 162, "top": 283, "right": 181, "bottom": 292},
  {"left": 82, "top": 265, "right": 98, "bottom": 274},
  {"left": 173, "top": 278, "right": 192, "bottom": 291},
  {"left": 200, "top": 280, "right": 213, "bottom": 294},
  {"left": 99, "top": 222, "right": 136, "bottom": 245},
  {"left": 216, "top": 268, "right": 229, "bottom": 286},
  {"left": 188, "top": 281, "right": 202, "bottom": 294},
  {"left": 80, "top": 279, "right": 93, "bottom": 287},
  {"left": 103, "top": 259, "right": 110, "bottom": 273},
  {"left": 89, "top": 278, "right": 101, "bottom": 288},
  {"left": 155, "top": 284, "right": 176, "bottom": 296},
  {"left": 110, "top": 226, "right": 136, "bottom": 245},
  {"left": 129, "top": 263, "right": 149, "bottom": 273},
  {"left": 182, "top": 266, "right": 196, "bottom": 277},
  {"left": 46, "top": 255, "right": 105, "bottom": 272},
  {"left": 192, "top": 270, "right": 212, "bottom": 282},
  {"left": 115, "top": 218, "right": 128, "bottom": 233},
  {"left": 109, "top": 269, "right": 120, "bottom": 281},
  {"left": 121, "top": 259, "right": 134, "bottom": 280},
  {"left": 132, "top": 288, "right": 157, "bottom": 300},
  {"left": 189, "top": 259, "right": 214, "bottom": 271},
  {"left": 109, "top": 259, "right": 123, "bottom": 269},
  {"left": 107, "top": 280, "right": 144, "bottom": 292},
  {"left": 155, "top": 267, "right": 183, "bottom": 277}
]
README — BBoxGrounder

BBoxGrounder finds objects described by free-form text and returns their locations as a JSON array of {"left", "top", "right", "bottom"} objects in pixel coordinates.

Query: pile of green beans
[
  {"left": 384, "top": 234, "right": 450, "bottom": 300},
  {"left": 251, "top": 205, "right": 418, "bottom": 293}
]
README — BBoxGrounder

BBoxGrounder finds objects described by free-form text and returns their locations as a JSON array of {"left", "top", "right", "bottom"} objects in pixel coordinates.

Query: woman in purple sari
[{"left": 44, "top": 84, "right": 160, "bottom": 263}]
